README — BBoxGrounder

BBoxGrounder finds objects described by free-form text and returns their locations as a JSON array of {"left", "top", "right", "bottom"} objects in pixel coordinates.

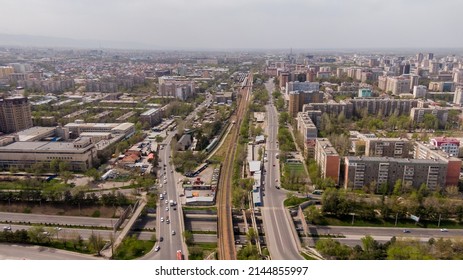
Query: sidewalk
[{"left": 287, "top": 125, "right": 313, "bottom": 189}]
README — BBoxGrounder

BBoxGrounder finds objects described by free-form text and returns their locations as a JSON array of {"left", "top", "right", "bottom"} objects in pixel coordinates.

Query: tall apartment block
[
  {"left": 0, "top": 96, "right": 33, "bottom": 134},
  {"left": 415, "top": 142, "right": 461, "bottom": 186},
  {"left": 286, "top": 81, "right": 320, "bottom": 95},
  {"left": 454, "top": 86, "right": 463, "bottom": 105},
  {"left": 430, "top": 137, "right": 460, "bottom": 156},
  {"left": 409, "top": 107, "right": 448, "bottom": 128},
  {"left": 288, "top": 90, "right": 323, "bottom": 117},
  {"left": 364, "top": 137, "right": 412, "bottom": 158},
  {"left": 344, "top": 156, "right": 447, "bottom": 191},
  {"left": 315, "top": 138, "right": 340, "bottom": 185},
  {"left": 297, "top": 112, "right": 318, "bottom": 142}
]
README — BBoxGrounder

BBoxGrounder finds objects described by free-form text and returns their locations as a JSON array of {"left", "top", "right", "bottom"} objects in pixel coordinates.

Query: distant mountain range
[{"left": 0, "top": 33, "right": 162, "bottom": 50}]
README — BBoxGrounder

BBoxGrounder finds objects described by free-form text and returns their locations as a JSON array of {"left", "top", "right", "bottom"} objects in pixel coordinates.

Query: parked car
[
  {"left": 403, "top": 229, "right": 411, "bottom": 233},
  {"left": 154, "top": 245, "right": 160, "bottom": 252},
  {"left": 440, "top": 228, "right": 448, "bottom": 232}
]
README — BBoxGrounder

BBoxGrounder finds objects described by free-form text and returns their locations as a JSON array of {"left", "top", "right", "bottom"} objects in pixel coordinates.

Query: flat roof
[
  {"left": 249, "top": 161, "right": 261, "bottom": 172},
  {"left": 346, "top": 156, "right": 446, "bottom": 165},
  {"left": 0, "top": 141, "right": 92, "bottom": 152},
  {"left": 16, "top": 127, "right": 55, "bottom": 141},
  {"left": 140, "top": 108, "right": 161, "bottom": 116}
]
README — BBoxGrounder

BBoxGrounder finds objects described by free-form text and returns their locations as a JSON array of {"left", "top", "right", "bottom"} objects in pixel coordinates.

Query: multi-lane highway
[
  {"left": 261, "top": 79, "right": 303, "bottom": 260},
  {"left": 0, "top": 212, "right": 118, "bottom": 228},
  {"left": 142, "top": 94, "right": 213, "bottom": 260}
]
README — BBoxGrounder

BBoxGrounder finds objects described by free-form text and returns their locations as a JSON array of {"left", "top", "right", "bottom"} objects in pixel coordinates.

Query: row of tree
[
  {"left": 316, "top": 235, "right": 463, "bottom": 260},
  {"left": 313, "top": 187, "right": 463, "bottom": 223}
]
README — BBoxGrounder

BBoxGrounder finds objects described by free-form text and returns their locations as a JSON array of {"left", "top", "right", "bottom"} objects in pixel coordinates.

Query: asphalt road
[
  {"left": 141, "top": 96, "right": 214, "bottom": 260},
  {"left": 0, "top": 212, "right": 118, "bottom": 228},
  {"left": 0, "top": 244, "right": 99, "bottom": 260},
  {"left": 260, "top": 79, "right": 303, "bottom": 260}
]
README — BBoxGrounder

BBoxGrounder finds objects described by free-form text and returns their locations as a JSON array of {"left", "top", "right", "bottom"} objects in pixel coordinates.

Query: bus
[{"left": 176, "top": 250, "right": 184, "bottom": 260}]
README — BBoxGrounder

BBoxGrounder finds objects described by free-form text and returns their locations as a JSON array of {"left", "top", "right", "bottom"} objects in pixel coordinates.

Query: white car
[
  {"left": 440, "top": 228, "right": 448, "bottom": 232},
  {"left": 154, "top": 245, "right": 160, "bottom": 252},
  {"left": 3, "top": 226, "right": 11, "bottom": 231},
  {"left": 160, "top": 217, "right": 164, "bottom": 222},
  {"left": 171, "top": 230, "right": 176, "bottom": 235},
  {"left": 165, "top": 207, "right": 169, "bottom": 211},
  {"left": 165, "top": 200, "right": 168, "bottom": 204}
]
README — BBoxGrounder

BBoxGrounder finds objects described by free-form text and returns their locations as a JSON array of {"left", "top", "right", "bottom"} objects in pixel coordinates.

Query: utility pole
[{"left": 395, "top": 213, "right": 398, "bottom": 226}]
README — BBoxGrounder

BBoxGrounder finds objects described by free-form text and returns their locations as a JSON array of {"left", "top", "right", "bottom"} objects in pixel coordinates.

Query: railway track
[{"left": 217, "top": 73, "right": 252, "bottom": 260}]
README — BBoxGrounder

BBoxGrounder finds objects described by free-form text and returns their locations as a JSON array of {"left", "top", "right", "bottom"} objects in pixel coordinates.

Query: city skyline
[{"left": 1, "top": 0, "right": 463, "bottom": 50}]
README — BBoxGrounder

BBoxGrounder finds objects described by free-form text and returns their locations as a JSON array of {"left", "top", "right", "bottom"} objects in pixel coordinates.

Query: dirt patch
[{"left": 0, "top": 202, "right": 123, "bottom": 218}]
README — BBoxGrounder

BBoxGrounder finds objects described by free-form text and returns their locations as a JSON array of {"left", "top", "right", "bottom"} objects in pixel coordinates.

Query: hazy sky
[{"left": 1, "top": 0, "right": 462, "bottom": 49}]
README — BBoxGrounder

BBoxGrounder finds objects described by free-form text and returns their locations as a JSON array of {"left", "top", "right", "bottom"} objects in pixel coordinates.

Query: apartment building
[
  {"left": 140, "top": 107, "right": 164, "bottom": 127},
  {"left": 315, "top": 138, "right": 340, "bottom": 185},
  {"left": 430, "top": 137, "right": 460, "bottom": 156},
  {"left": 297, "top": 112, "right": 318, "bottom": 142},
  {"left": 364, "top": 137, "right": 412, "bottom": 158},
  {"left": 409, "top": 107, "right": 448, "bottom": 128},
  {"left": 288, "top": 90, "right": 324, "bottom": 117},
  {"left": 344, "top": 156, "right": 447, "bottom": 191},
  {"left": 0, "top": 96, "right": 33, "bottom": 134},
  {"left": 415, "top": 142, "right": 461, "bottom": 186},
  {"left": 286, "top": 81, "right": 320, "bottom": 95}
]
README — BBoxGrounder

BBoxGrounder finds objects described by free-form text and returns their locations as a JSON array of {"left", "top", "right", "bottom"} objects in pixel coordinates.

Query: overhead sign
[{"left": 410, "top": 214, "right": 420, "bottom": 222}]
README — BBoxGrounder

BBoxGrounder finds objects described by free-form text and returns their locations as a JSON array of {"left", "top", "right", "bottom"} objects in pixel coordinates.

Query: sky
[{"left": 1, "top": 0, "right": 462, "bottom": 50}]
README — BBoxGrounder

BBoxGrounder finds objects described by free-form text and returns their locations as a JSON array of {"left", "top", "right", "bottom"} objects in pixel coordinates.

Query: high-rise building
[
  {"left": 454, "top": 86, "right": 463, "bottom": 105},
  {"left": 286, "top": 81, "right": 320, "bottom": 95},
  {"left": 386, "top": 76, "right": 411, "bottom": 94},
  {"left": 0, "top": 96, "right": 33, "bottom": 134},
  {"left": 315, "top": 138, "right": 340, "bottom": 185},
  {"left": 413, "top": 85, "right": 427, "bottom": 98},
  {"left": 415, "top": 142, "right": 461, "bottom": 187},
  {"left": 364, "top": 137, "right": 412, "bottom": 158},
  {"left": 430, "top": 137, "right": 460, "bottom": 156},
  {"left": 279, "top": 72, "right": 289, "bottom": 89},
  {"left": 344, "top": 156, "right": 447, "bottom": 191},
  {"left": 454, "top": 69, "right": 463, "bottom": 84},
  {"left": 427, "top": 53, "right": 434, "bottom": 60},
  {"left": 358, "top": 88, "right": 372, "bottom": 98},
  {"left": 288, "top": 90, "right": 323, "bottom": 117},
  {"left": 416, "top": 53, "right": 424, "bottom": 63}
]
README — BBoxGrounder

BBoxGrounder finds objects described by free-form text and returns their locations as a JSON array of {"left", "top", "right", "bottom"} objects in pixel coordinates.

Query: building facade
[
  {"left": 0, "top": 96, "right": 33, "bottom": 134},
  {"left": 344, "top": 156, "right": 447, "bottom": 191},
  {"left": 315, "top": 138, "right": 340, "bottom": 185}
]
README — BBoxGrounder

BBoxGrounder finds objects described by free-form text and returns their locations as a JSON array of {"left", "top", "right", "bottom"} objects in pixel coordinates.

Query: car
[
  {"left": 273, "top": 164, "right": 275, "bottom": 166},
  {"left": 179, "top": 194, "right": 184, "bottom": 197},
  {"left": 171, "top": 170, "right": 174, "bottom": 173},
  {"left": 171, "top": 230, "right": 176, "bottom": 235},
  {"left": 165, "top": 200, "right": 168, "bottom": 204},
  {"left": 160, "top": 217, "right": 164, "bottom": 222},
  {"left": 166, "top": 219, "right": 170, "bottom": 224},
  {"left": 173, "top": 207, "right": 177, "bottom": 211},
  {"left": 154, "top": 245, "right": 160, "bottom": 252},
  {"left": 163, "top": 180, "right": 167, "bottom": 184},
  {"left": 403, "top": 229, "right": 411, "bottom": 233},
  {"left": 165, "top": 207, "right": 169, "bottom": 211},
  {"left": 163, "top": 191, "right": 167, "bottom": 195},
  {"left": 440, "top": 228, "right": 448, "bottom": 232},
  {"left": 275, "top": 179, "right": 278, "bottom": 182},
  {"left": 275, "top": 185, "right": 280, "bottom": 189},
  {"left": 159, "top": 237, "right": 163, "bottom": 242},
  {"left": 3, "top": 226, "right": 11, "bottom": 231}
]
